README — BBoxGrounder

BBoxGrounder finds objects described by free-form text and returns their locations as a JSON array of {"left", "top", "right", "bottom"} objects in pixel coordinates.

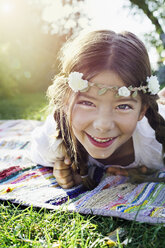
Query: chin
[{"left": 89, "top": 151, "right": 111, "bottom": 159}]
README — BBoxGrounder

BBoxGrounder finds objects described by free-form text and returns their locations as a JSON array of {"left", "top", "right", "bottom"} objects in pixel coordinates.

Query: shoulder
[
  {"left": 134, "top": 103, "right": 164, "bottom": 139},
  {"left": 133, "top": 105, "right": 164, "bottom": 169},
  {"left": 158, "top": 102, "right": 165, "bottom": 118},
  {"left": 32, "top": 115, "right": 57, "bottom": 142},
  {"left": 32, "top": 115, "right": 62, "bottom": 150}
]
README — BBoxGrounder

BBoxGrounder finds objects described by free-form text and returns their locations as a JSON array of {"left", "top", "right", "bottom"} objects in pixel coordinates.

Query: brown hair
[{"left": 47, "top": 30, "right": 165, "bottom": 189}]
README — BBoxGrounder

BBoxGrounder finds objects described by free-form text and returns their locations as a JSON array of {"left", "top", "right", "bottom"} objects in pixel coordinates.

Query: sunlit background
[{"left": 0, "top": 0, "right": 165, "bottom": 98}]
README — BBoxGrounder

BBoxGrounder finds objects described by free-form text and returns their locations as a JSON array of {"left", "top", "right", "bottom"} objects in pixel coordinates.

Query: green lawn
[
  {"left": 0, "top": 93, "right": 165, "bottom": 248},
  {"left": 0, "top": 93, "right": 48, "bottom": 120}
]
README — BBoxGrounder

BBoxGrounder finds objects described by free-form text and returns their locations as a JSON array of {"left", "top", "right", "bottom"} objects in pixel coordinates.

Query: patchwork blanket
[{"left": 0, "top": 119, "right": 165, "bottom": 225}]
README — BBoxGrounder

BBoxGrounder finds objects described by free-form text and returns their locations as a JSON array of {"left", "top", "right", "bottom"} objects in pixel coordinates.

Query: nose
[{"left": 93, "top": 112, "right": 115, "bottom": 133}]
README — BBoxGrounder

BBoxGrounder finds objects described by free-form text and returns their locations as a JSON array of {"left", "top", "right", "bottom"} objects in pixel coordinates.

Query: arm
[{"left": 106, "top": 165, "right": 165, "bottom": 183}]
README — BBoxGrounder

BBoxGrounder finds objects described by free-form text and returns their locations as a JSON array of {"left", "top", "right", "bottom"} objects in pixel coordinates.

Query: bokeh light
[
  {"left": 1, "top": 1, "right": 14, "bottom": 14},
  {"left": 0, "top": 0, "right": 68, "bottom": 97}
]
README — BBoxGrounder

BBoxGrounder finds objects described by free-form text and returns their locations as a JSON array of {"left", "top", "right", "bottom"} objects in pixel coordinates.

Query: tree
[
  {"left": 126, "top": 0, "right": 165, "bottom": 85},
  {"left": 30, "top": 0, "right": 90, "bottom": 38},
  {"left": 0, "top": 0, "right": 90, "bottom": 97},
  {"left": 126, "top": 0, "right": 165, "bottom": 54}
]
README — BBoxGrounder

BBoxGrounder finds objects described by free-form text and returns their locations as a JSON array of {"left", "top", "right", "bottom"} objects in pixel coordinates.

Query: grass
[
  {"left": 0, "top": 93, "right": 48, "bottom": 120},
  {"left": 0, "top": 92, "right": 165, "bottom": 248}
]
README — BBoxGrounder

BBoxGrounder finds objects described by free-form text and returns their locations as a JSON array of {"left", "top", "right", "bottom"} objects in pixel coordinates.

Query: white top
[{"left": 30, "top": 104, "right": 165, "bottom": 170}]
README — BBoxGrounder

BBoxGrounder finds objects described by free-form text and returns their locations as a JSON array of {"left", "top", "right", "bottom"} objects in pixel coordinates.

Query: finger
[
  {"left": 56, "top": 175, "right": 73, "bottom": 185},
  {"left": 73, "top": 173, "right": 82, "bottom": 185},
  {"left": 55, "top": 175, "right": 74, "bottom": 186},
  {"left": 106, "top": 167, "right": 120, "bottom": 174},
  {"left": 54, "top": 160, "right": 71, "bottom": 170},
  {"left": 53, "top": 168, "right": 72, "bottom": 178},
  {"left": 106, "top": 167, "right": 128, "bottom": 176},
  {"left": 116, "top": 168, "right": 128, "bottom": 176},
  {"left": 60, "top": 181, "right": 75, "bottom": 189},
  {"left": 64, "top": 157, "right": 71, "bottom": 165}
]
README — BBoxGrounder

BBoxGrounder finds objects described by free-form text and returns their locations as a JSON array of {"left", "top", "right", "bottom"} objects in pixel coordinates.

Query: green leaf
[
  {"left": 132, "top": 91, "right": 137, "bottom": 97},
  {"left": 142, "top": 88, "right": 147, "bottom": 93},
  {"left": 128, "top": 86, "right": 133, "bottom": 90},
  {"left": 98, "top": 88, "right": 107, "bottom": 95},
  {"left": 115, "top": 93, "right": 120, "bottom": 98}
]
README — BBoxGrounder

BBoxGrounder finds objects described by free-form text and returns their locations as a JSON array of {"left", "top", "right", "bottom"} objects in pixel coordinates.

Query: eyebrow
[
  {"left": 116, "top": 98, "right": 138, "bottom": 103},
  {"left": 78, "top": 92, "right": 97, "bottom": 101}
]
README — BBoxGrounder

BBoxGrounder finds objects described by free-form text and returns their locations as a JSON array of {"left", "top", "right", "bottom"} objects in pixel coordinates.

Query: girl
[{"left": 31, "top": 30, "right": 165, "bottom": 190}]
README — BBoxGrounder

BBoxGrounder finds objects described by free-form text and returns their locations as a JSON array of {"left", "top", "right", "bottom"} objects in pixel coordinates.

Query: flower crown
[{"left": 68, "top": 72, "right": 160, "bottom": 97}]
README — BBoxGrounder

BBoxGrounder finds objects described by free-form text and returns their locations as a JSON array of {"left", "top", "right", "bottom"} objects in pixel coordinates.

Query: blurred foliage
[
  {"left": 30, "top": 0, "right": 90, "bottom": 36},
  {"left": 126, "top": 0, "right": 165, "bottom": 85},
  {"left": 0, "top": 0, "right": 88, "bottom": 98},
  {"left": 0, "top": 92, "right": 48, "bottom": 120},
  {"left": 126, "top": 0, "right": 165, "bottom": 60},
  {"left": 157, "top": 65, "right": 165, "bottom": 85},
  {"left": 0, "top": 0, "right": 63, "bottom": 97}
]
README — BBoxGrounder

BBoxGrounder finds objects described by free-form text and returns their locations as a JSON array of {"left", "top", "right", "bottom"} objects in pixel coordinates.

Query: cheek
[
  {"left": 71, "top": 107, "right": 87, "bottom": 131},
  {"left": 138, "top": 106, "right": 147, "bottom": 121},
  {"left": 118, "top": 115, "right": 139, "bottom": 135}
]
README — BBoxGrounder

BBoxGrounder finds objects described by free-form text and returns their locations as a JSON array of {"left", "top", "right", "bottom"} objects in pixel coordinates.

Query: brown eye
[{"left": 79, "top": 101, "right": 95, "bottom": 107}]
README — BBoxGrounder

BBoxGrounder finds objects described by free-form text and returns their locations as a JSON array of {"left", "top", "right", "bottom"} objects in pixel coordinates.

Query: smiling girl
[{"left": 31, "top": 30, "right": 165, "bottom": 189}]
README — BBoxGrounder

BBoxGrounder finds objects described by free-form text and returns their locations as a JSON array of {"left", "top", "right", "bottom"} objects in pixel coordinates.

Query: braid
[
  {"left": 76, "top": 142, "right": 98, "bottom": 190},
  {"left": 54, "top": 110, "right": 97, "bottom": 190},
  {"left": 145, "top": 99, "right": 165, "bottom": 164}
]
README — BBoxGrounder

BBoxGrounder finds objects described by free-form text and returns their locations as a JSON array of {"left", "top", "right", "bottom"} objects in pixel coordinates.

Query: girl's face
[{"left": 69, "top": 70, "right": 146, "bottom": 160}]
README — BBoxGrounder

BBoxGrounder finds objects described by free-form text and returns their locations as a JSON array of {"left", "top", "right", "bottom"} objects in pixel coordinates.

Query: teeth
[{"left": 90, "top": 135, "right": 113, "bottom": 143}]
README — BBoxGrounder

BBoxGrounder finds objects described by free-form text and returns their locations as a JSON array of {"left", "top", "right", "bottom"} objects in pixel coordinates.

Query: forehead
[{"left": 90, "top": 70, "right": 125, "bottom": 88}]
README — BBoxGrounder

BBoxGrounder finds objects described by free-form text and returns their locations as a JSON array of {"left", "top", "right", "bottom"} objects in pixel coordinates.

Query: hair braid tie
[{"left": 77, "top": 145, "right": 98, "bottom": 190}]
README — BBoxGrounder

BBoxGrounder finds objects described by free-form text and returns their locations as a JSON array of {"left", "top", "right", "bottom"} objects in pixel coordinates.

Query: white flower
[
  {"left": 146, "top": 75, "right": 160, "bottom": 95},
  {"left": 118, "top": 86, "right": 131, "bottom": 97},
  {"left": 68, "top": 72, "right": 88, "bottom": 92}
]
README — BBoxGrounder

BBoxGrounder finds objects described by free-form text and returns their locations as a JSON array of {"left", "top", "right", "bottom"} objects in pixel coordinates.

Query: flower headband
[{"left": 68, "top": 72, "right": 160, "bottom": 97}]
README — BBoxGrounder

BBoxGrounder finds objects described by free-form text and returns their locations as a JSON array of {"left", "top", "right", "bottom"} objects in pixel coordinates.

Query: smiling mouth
[
  {"left": 90, "top": 134, "right": 114, "bottom": 143},
  {"left": 86, "top": 133, "right": 117, "bottom": 148}
]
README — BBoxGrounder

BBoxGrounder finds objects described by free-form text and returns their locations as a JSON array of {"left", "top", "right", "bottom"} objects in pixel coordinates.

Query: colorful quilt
[{"left": 0, "top": 119, "right": 165, "bottom": 225}]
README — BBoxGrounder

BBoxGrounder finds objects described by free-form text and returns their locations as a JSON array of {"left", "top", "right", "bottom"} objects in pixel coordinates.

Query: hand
[
  {"left": 53, "top": 157, "right": 75, "bottom": 189},
  {"left": 106, "top": 166, "right": 129, "bottom": 176},
  {"left": 106, "top": 165, "right": 152, "bottom": 177},
  {"left": 53, "top": 157, "right": 82, "bottom": 189},
  {"left": 106, "top": 165, "right": 165, "bottom": 184}
]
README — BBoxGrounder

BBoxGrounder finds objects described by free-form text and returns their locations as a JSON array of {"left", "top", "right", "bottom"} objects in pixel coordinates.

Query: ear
[{"left": 138, "top": 105, "right": 148, "bottom": 121}]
